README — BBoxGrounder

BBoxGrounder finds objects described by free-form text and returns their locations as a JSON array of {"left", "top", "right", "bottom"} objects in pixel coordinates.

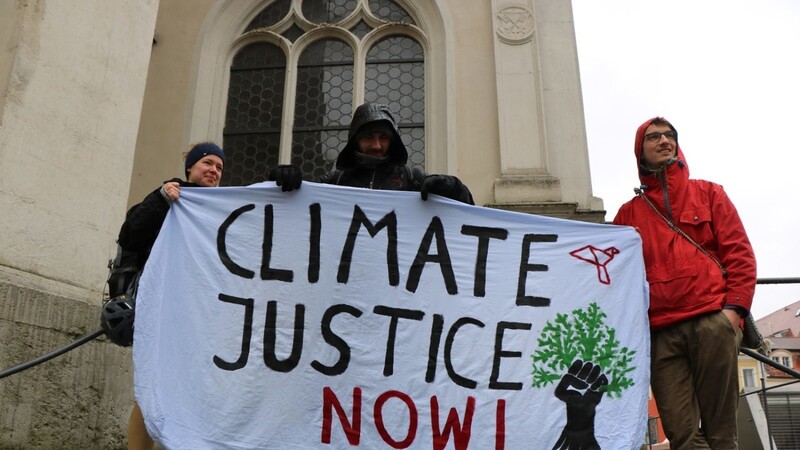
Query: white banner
[{"left": 134, "top": 182, "right": 650, "bottom": 450}]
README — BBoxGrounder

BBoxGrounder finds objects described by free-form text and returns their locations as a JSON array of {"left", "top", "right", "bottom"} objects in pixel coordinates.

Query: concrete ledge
[
  {"left": 485, "top": 201, "right": 607, "bottom": 223},
  {"left": 494, "top": 175, "right": 562, "bottom": 203}
]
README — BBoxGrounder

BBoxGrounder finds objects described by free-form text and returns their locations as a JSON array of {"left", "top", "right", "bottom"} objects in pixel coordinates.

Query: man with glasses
[{"left": 613, "top": 117, "right": 756, "bottom": 449}]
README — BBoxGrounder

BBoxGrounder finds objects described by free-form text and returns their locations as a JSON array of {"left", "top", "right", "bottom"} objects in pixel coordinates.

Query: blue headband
[{"left": 185, "top": 143, "right": 225, "bottom": 175}]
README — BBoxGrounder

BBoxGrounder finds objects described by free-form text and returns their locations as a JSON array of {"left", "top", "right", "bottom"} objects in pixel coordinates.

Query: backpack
[
  {"left": 101, "top": 243, "right": 142, "bottom": 347},
  {"left": 106, "top": 243, "right": 142, "bottom": 299}
]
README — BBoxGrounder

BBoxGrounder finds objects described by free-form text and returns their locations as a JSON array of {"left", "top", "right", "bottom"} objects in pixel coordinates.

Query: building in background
[
  {"left": 758, "top": 299, "right": 800, "bottom": 338},
  {"left": 0, "top": 0, "right": 604, "bottom": 447}
]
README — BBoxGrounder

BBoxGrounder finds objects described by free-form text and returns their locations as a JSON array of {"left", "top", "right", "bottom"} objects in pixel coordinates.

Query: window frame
[{"left": 188, "top": 0, "right": 454, "bottom": 180}]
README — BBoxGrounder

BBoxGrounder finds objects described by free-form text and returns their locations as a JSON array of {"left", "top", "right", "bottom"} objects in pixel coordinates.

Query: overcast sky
[{"left": 571, "top": 0, "right": 800, "bottom": 319}]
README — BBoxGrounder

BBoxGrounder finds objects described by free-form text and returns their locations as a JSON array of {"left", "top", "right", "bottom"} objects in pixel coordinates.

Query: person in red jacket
[{"left": 613, "top": 117, "right": 756, "bottom": 449}]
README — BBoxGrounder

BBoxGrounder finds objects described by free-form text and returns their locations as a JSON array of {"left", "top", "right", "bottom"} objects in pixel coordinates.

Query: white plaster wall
[{"left": 0, "top": 0, "right": 159, "bottom": 291}]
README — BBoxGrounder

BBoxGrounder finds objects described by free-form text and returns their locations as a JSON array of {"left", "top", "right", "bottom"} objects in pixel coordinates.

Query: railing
[
  {"left": 740, "top": 349, "right": 800, "bottom": 450},
  {"left": 737, "top": 277, "right": 800, "bottom": 450},
  {"left": 646, "top": 278, "right": 800, "bottom": 449}
]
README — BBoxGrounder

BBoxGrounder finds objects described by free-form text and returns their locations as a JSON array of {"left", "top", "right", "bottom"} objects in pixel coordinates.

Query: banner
[{"left": 134, "top": 182, "right": 650, "bottom": 449}]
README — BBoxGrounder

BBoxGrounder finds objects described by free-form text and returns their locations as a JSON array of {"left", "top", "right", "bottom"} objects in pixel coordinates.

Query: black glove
[
  {"left": 420, "top": 175, "right": 474, "bottom": 204},
  {"left": 268, "top": 165, "right": 303, "bottom": 192}
]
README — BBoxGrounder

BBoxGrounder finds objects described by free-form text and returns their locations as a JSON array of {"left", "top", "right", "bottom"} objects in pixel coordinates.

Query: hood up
[
  {"left": 336, "top": 103, "right": 408, "bottom": 170},
  {"left": 634, "top": 117, "right": 689, "bottom": 187}
]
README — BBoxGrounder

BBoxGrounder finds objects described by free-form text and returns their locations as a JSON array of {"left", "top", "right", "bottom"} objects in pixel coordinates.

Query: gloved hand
[
  {"left": 268, "top": 165, "right": 303, "bottom": 192},
  {"left": 420, "top": 175, "right": 474, "bottom": 204}
]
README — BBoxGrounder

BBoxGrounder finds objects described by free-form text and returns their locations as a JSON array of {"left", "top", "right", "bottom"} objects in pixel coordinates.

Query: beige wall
[
  {"left": 0, "top": 1, "right": 158, "bottom": 447},
  {"left": 131, "top": 0, "right": 603, "bottom": 219},
  {"left": 128, "top": 0, "right": 218, "bottom": 206},
  {"left": 0, "top": 0, "right": 159, "bottom": 291}
]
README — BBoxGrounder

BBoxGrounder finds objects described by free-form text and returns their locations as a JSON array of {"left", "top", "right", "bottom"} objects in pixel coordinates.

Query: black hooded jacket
[{"left": 319, "top": 103, "right": 426, "bottom": 191}]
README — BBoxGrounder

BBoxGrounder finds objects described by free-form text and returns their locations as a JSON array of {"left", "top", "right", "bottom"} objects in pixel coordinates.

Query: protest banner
[{"left": 134, "top": 182, "right": 649, "bottom": 449}]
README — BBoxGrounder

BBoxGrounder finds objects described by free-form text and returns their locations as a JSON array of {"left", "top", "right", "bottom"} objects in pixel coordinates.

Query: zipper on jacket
[
  {"left": 657, "top": 170, "right": 674, "bottom": 223},
  {"left": 369, "top": 171, "right": 376, "bottom": 189}
]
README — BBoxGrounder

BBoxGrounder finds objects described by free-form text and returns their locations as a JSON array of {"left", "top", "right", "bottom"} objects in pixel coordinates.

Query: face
[
  {"left": 641, "top": 123, "right": 677, "bottom": 170},
  {"left": 357, "top": 131, "right": 391, "bottom": 158},
  {"left": 187, "top": 155, "right": 224, "bottom": 187}
]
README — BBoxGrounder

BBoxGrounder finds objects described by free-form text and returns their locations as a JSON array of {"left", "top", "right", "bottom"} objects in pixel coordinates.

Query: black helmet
[{"left": 101, "top": 295, "right": 135, "bottom": 347}]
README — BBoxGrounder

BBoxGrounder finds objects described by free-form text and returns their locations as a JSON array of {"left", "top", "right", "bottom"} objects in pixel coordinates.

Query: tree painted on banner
[{"left": 530, "top": 302, "right": 636, "bottom": 449}]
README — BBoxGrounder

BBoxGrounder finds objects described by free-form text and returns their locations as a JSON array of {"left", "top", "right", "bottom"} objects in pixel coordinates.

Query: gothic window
[{"left": 222, "top": 0, "right": 424, "bottom": 186}]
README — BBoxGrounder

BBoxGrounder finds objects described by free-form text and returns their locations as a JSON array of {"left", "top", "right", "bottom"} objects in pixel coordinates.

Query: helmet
[{"left": 101, "top": 294, "right": 135, "bottom": 347}]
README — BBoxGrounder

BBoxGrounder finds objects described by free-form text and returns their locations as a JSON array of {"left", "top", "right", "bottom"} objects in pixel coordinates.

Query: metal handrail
[
  {"left": 741, "top": 348, "right": 800, "bottom": 380},
  {"left": 756, "top": 277, "right": 800, "bottom": 285}
]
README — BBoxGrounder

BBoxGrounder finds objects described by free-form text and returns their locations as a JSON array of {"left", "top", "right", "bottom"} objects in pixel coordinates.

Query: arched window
[{"left": 221, "top": 0, "right": 425, "bottom": 186}]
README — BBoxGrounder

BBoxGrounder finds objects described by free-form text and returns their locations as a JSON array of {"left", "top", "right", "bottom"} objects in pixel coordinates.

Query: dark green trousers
[{"left": 650, "top": 311, "right": 742, "bottom": 450}]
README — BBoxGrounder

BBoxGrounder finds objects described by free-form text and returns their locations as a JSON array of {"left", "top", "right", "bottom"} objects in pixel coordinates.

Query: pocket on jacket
[
  {"left": 647, "top": 264, "right": 702, "bottom": 312},
  {"left": 678, "top": 208, "right": 711, "bottom": 227}
]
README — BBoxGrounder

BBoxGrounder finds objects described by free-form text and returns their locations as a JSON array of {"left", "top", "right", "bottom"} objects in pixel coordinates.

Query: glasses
[{"left": 643, "top": 131, "right": 677, "bottom": 142}]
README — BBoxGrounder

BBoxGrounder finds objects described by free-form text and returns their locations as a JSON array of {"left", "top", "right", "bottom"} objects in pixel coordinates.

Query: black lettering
[
  {"left": 489, "top": 321, "right": 532, "bottom": 390},
  {"left": 338, "top": 206, "right": 399, "bottom": 286},
  {"left": 311, "top": 304, "right": 364, "bottom": 376},
  {"left": 461, "top": 225, "right": 508, "bottom": 297},
  {"left": 425, "top": 314, "right": 445, "bottom": 383},
  {"left": 217, "top": 204, "right": 256, "bottom": 279},
  {"left": 406, "top": 216, "right": 457, "bottom": 294},
  {"left": 445, "top": 317, "right": 484, "bottom": 389},
  {"left": 263, "top": 300, "right": 304, "bottom": 372},
  {"left": 261, "top": 205, "right": 294, "bottom": 282},
  {"left": 516, "top": 234, "right": 557, "bottom": 307},
  {"left": 308, "top": 203, "right": 321, "bottom": 283},
  {"left": 373, "top": 305, "right": 425, "bottom": 377},
  {"left": 212, "top": 293, "right": 254, "bottom": 371}
]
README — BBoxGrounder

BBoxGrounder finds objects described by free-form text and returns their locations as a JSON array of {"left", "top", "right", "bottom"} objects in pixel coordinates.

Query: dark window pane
[
  {"left": 281, "top": 23, "right": 306, "bottom": 42},
  {"left": 245, "top": 0, "right": 291, "bottom": 31},
  {"left": 365, "top": 36, "right": 425, "bottom": 170},
  {"left": 302, "top": 0, "right": 357, "bottom": 24},
  {"left": 292, "top": 39, "right": 355, "bottom": 180},
  {"left": 223, "top": 43, "right": 286, "bottom": 186},
  {"left": 368, "top": 0, "right": 415, "bottom": 24},
  {"left": 348, "top": 19, "right": 373, "bottom": 40}
]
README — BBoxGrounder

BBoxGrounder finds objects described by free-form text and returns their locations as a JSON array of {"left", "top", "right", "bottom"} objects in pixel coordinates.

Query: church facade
[{"left": 0, "top": 0, "right": 603, "bottom": 446}]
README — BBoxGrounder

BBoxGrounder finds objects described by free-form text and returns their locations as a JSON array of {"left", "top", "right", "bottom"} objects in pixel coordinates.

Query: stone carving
[{"left": 496, "top": 5, "right": 535, "bottom": 44}]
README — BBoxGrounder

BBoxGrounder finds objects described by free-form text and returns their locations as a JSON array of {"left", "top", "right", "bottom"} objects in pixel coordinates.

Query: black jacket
[{"left": 118, "top": 178, "right": 197, "bottom": 267}]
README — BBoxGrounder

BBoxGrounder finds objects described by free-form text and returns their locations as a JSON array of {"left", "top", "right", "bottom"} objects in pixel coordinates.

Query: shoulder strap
[
  {"left": 106, "top": 243, "right": 143, "bottom": 299},
  {"left": 634, "top": 187, "right": 727, "bottom": 278}
]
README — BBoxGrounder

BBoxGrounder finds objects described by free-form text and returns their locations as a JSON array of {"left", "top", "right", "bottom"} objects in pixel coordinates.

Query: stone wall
[{"left": 0, "top": 267, "right": 132, "bottom": 449}]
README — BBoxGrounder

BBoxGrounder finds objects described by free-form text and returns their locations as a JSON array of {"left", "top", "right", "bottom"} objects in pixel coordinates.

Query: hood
[
  {"left": 337, "top": 103, "right": 408, "bottom": 170},
  {"left": 635, "top": 117, "right": 689, "bottom": 187}
]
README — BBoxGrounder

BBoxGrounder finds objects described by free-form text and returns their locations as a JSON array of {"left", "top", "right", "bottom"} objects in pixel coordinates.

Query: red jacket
[{"left": 613, "top": 118, "right": 756, "bottom": 329}]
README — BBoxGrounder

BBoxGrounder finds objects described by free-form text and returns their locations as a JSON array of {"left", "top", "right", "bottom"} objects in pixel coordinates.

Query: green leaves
[{"left": 530, "top": 302, "right": 636, "bottom": 398}]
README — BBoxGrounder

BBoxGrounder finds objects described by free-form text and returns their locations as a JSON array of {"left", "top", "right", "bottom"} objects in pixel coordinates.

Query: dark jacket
[
  {"left": 118, "top": 178, "right": 197, "bottom": 267},
  {"left": 320, "top": 103, "right": 473, "bottom": 204},
  {"left": 613, "top": 118, "right": 756, "bottom": 329}
]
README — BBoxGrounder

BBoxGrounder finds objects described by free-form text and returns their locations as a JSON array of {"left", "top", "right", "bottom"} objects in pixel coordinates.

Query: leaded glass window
[
  {"left": 292, "top": 39, "right": 355, "bottom": 180},
  {"left": 364, "top": 35, "right": 425, "bottom": 168},
  {"left": 223, "top": 0, "right": 425, "bottom": 185},
  {"left": 222, "top": 42, "right": 286, "bottom": 186}
]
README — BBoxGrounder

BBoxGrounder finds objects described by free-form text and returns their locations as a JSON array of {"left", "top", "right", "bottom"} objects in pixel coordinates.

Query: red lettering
[
  {"left": 321, "top": 388, "right": 505, "bottom": 448},
  {"left": 321, "top": 386, "right": 361, "bottom": 445},
  {"left": 430, "top": 395, "right": 475, "bottom": 450},
  {"left": 374, "top": 390, "right": 418, "bottom": 448},
  {"left": 495, "top": 399, "right": 505, "bottom": 450}
]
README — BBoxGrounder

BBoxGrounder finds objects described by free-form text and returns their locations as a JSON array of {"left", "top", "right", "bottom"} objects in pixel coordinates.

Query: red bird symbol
[{"left": 569, "top": 245, "right": 620, "bottom": 285}]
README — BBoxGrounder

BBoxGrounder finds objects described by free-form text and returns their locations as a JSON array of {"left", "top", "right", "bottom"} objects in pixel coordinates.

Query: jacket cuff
[{"left": 723, "top": 304, "right": 749, "bottom": 317}]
